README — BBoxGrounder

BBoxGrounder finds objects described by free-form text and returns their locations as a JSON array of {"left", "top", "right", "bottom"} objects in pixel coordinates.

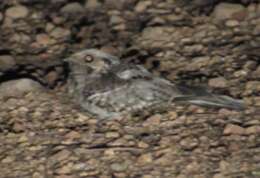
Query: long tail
[{"left": 173, "top": 85, "right": 246, "bottom": 110}]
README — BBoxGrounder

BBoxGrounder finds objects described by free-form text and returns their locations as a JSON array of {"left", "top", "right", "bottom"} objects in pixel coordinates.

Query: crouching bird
[{"left": 65, "top": 49, "right": 245, "bottom": 119}]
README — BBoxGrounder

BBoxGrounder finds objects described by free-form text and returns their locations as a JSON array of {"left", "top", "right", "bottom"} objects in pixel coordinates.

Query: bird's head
[{"left": 64, "top": 49, "right": 120, "bottom": 76}]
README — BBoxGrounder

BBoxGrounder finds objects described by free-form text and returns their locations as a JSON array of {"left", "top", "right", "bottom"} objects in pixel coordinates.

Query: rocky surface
[{"left": 0, "top": 0, "right": 260, "bottom": 178}]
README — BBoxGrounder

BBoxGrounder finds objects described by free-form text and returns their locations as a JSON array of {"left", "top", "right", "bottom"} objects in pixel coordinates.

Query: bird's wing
[{"left": 113, "top": 64, "right": 153, "bottom": 80}]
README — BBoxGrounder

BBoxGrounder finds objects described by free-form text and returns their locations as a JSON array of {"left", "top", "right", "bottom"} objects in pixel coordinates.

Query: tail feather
[{"left": 173, "top": 94, "right": 245, "bottom": 110}]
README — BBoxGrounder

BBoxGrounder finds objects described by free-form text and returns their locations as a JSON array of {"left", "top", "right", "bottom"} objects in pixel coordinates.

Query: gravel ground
[{"left": 0, "top": 0, "right": 260, "bottom": 178}]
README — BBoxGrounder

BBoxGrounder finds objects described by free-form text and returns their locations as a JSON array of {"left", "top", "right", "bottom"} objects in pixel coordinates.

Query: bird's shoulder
[
  {"left": 110, "top": 62, "right": 153, "bottom": 81},
  {"left": 82, "top": 63, "right": 154, "bottom": 97}
]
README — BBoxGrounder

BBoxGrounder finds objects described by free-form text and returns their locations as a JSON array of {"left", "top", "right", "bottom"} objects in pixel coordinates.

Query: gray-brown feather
[{"left": 66, "top": 49, "right": 245, "bottom": 119}]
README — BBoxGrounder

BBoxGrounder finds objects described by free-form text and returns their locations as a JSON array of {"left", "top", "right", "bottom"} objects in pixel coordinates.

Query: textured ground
[{"left": 0, "top": 0, "right": 260, "bottom": 178}]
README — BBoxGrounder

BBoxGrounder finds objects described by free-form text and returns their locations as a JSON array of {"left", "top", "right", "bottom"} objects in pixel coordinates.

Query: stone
[
  {"left": 5, "top": 5, "right": 29, "bottom": 19},
  {"left": 232, "top": 10, "right": 247, "bottom": 21},
  {"left": 253, "top": 24, "right": 260, "bottom": 35},
  {"left": 1, "top": 156, "right": 15, "bottom": 163},
  {"left": 13, "top": 122, "right": 25, "bottom": 132},
  {"left": 253, "top": 97, "right": 260, "bottom": 106},
  {"left": 85, "top": 0, "right": 101, "bottom": 9},
  {"left": 0, "top": 55, "right": 16, "bottom": 71},
  {"left": 52, "top": 16, "right": 65, "bottom": 25},
  {"left": 32, "top": 172, "right": 44, "bottom": 178},
  {"left": 212, "top": 3, "right": 246, "bottom": 20},
  {"left": 253, "top": 66, "right": 260, "bottom": 76},
  {"left": 245, "top": 81, "right": 260, "bottom": 94},
  {"left": 185, "top": 161, "right": 200, "bottom": 173},
  {"left": 245, "top": 126, "right": 260, "bottom": 135},
  {"left": 45, "top": 71, "right": 59, "bottom": 87},
  {"left": 183, "top": 44, "right": 204, "bottom": 54},
  {"left": 137, "top": 141, "right": 149, "bottom": 148},
  {"left": 56, "top": 163, "right": 73, "bottom": 174},
  {"left": 109, "top": 15, "right": 125, "bottom": 25},
  {"left": 213, "top": 173, "right": 225, "bottom": 178},
  {"left": 65, "top": 131, "right": 81, "bottom": 139},
  {"left": 19, "top": 134, "right": 29, "bottom": 142},
  {"left": 208, "top": 77, "right": 228, "bottom": 88},
  {"left": 105, "top": 132, "right": 120, "bottom": 138},
  {"left": 137, "top": 153, "right": 153, "bottom": 164},
  {"left": 51, "top": 150, "right": 72, "bottom": 162},
  {"left": 135, "top": 1, "right": 152, "bottom": 13},
  {"left": 61, "top": 2, "right": 84, "bottom": 14},
  {"left": 180, "top": 137, "right": 199, "bottom": 150},
  {"left": 142, "top": 114, "right": 161, "bottom": 127},
  {"left": 36, "top": 34, "right": 54, "bottom": 46},
  {"left": 223, "top": 124, "right": 245, "bottom": 135},
  {"left": 0, "top": 79, "right": 43, "bottom": 98},
  {"left": 110, "top": 163, "right": 128, "bottom": 172},
  {"left": 0, "top": 12, "right": 3, "bottom": 22},
  {"left": 50, "top": 27, "right": 71, "bottom": 39},
  {"left": 225, "top": 20, "right": 239, "bottom": 27},
  {"left": 113, "top": 24, "right": 126, "bottom": 31}
]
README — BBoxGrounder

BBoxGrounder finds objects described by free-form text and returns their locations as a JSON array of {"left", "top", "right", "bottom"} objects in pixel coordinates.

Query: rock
[
  {"left": 212, "top": 3, "right": 246, "bottom": 20},
  {"left": 0, "top": 79, "right": 43, "bottom": 98},
  {"left": 186, "top": 56, "right": 211, "bottom": 71},
  {"left": 223, "top": 124, "right": 245, "bottom": 135},
  {"left": 56, "top": 164, "right": 73, "bottom": 174},
  {"left": 135, "top": 1, "right": 152, "bottom": 13},
  {"left": 45, "top": 23, "right": 55, "bottom": 33},
  {"left": 105, "top": 132, "right": 120, "bottom": 138},
  {"left": 253, "top": 97, "right": 260, "bottom": 106},
  {"left": 45, "top": 71, "right": 59, "bottom": 87},
  {"left": 0, "top": 12, "right": 3, "bottom": 22},
  {"left": 137, "top": 153, "right": 153, "bottom": 164},
  {"left": 5, "top": 5, "right": 29, "bottom": 19},
  {"left": 185, "top": 161, "right": 200, "bottom": 173},
  {"left": 142, "top": 114, "right": 161, "bottom": 127},
  {"left": 18, "top": 134, "right": 29, "bottom": 142},
  {"left": 245, "top": 126, "right": 260, "bottom": 135},
  {"left": 110, "top": 163, "right": 128, "bottom": 172},
  {"left": 244, "top": 61, "right": 257, "bottom": 71},
  {"left": 0, "top": 55, "right": 16, "bottom": 72},
  {"left": 109, "top": 15, "right": 125, "bottom": 25},
  {"left": 253, "top": 24, "right": 260, "bottom": 35},
  {"left": 36, "top": 34, "right": 54, "bottom": 46},
  {"left": 208, "top": 77, "right": 228, "bottom": 88},
  {"left": 219, "top": 160, "right": 231, "bottom": 173},
  {"left": 113, "top": 24, "right": 126, "bottom": 31},
  {"left": 61, "top": 2, "right": 84, "bottom": 14},
  {"left": 52, "top": 16, "right": 65, "bottom": 25},
  {"left": 32, "top": 172, "right": 44, "bottom": 178},
  {"left": 49, "top": 27, "right": 71, "bottom": 39},
  {"left": 85, "top": 0, "right": 101, "bottom": 9},
  {"left": 1, "top": 156, "right": 15, "bottom": 163},
  {"left": 137, "top": 141, "right": 149, "bottom": 148},
  {"left": 104, "top": 0, "right": 125, "bottom": 9},
  {"left": 13, "top": 122, "right": 25, "bottom": 132},
  {"left": 180, "top": 137, "right": 199, "bottom": 150},
  {"left": 225, "top": 20, "right": 239, "bottom": 27},
  {"left": 65, "top": 131, "right": 81, "bottom": 139},
  {"left": 183, "top": 44, "right": 204, "bottom": 54},
  {"left": 51, "top": 150, "right": 72, "bottom": 162},
  {"left": 245, "top": 81, "right": 260, "bottom": 94},
  {"left": 213, "top": 173, "right": 225, "bottom": 178},
  {"left": 232, "top": 10, "right": 247, "bottom": 21}
]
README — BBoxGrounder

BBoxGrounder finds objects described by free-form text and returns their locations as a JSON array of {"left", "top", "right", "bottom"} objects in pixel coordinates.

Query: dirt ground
[{"left": 0, "top": 0, "right": 260, "bottom": 178}]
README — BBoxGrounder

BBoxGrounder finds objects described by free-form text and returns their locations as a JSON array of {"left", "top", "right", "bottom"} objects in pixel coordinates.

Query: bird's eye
[{"left": 84, "top": 55, "right": 94, "bottom": 63}]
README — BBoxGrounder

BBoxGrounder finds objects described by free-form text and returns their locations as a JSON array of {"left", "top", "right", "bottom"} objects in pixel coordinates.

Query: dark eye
[{"left": 84, "top": 55, "right": 94, "bottom": 62}]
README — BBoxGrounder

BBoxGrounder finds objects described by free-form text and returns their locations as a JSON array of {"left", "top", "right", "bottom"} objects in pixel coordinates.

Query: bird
[{"left": 64, "top": 49, "right": 245, "bottom": 119}]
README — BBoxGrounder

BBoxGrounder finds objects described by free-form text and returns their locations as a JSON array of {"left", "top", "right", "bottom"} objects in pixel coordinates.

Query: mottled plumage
[{"left": 65, "top": 49, "right": 245, "bottom": 119}]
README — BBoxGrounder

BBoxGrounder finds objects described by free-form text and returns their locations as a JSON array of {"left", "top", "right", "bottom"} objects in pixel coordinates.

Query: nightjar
[{"left": 65, "top": 49, "right": 245, "bottom": 119}]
